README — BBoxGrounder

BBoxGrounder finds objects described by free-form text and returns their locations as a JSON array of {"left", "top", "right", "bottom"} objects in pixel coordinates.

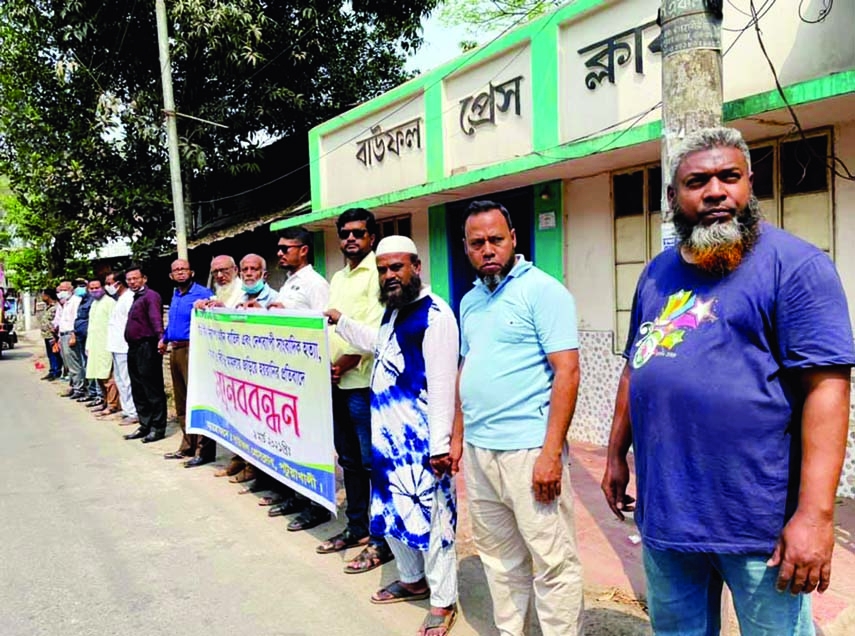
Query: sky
[{"left": 405, "top": 17, "right": 494, "bottom": 74}]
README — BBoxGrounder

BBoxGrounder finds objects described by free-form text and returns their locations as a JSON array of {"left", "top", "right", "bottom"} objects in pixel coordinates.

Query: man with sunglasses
[
  {"left": 315, "top": 208, "right": 392, "bottom": 575},
  {"left": 264, "top": 227, "right": 333, "bottom": 530}
]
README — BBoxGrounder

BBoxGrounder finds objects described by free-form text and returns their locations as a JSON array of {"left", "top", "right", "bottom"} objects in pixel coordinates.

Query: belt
[
  {"left": 60, "top": 331, "right": 75, "bottom": 336},
  {"left": 170, "top": 340, "right": 190, "bottom": 350}
]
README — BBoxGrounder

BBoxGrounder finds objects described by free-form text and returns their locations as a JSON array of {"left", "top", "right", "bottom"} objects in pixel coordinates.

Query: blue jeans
[
  {"left": 643, "top": 546, "right": 815, "bottom": 636},
  {"left": 332, "top": 387, "right": 374, "bottom": 538},
  {"left": 44, "top": 339, "right": 63, "bottom": 377}
]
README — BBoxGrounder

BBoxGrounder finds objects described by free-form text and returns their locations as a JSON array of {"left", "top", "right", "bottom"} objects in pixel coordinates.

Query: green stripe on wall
[
  {"left": 428, "top": 205, "right": 451, "bottom": 303},
  {"left": 532, "top": 181, "right": 564, "bottom": 282},
  {"left": 197, "top": 311, "right": 326, "bottom": 330}
]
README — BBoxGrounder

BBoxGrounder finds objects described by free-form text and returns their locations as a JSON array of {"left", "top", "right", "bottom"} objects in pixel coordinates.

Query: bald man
[
  {"left": 237, "top": 253, "right": 276, "bottom": 309},
  {"left": 198, "top": 255, "right": 243, "bottom": 310},
  {"left": 160, "top": 259, "right": 214, "bottom": 467}
]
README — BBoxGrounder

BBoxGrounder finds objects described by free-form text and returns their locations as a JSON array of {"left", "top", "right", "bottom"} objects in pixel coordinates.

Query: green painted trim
[
  {"left": 722, "top": 69, "right": 855, "bottom": 121},
  {"left": 272, "top": 69, "right": 855, "bottom": 232},
  {"left": 532, "top": 181, "right": 564, "bottom": 281},
  {"left": 428, "top": 205, "right": 451, "bottom": 302},
  {"left": 309, "top": 128, "right": 322, "bottom": 209},
  {"left": 197, "top": 310, "right": 325, "bottom": 330},
  {"left": 531, "top": 21, "right": 560, "bottom": 151},
  {"left": 309, "top": 0, "right": 605, "bottom": 138},
  {"left": 425, "top": 83, "right": 445, "bottom": 181},
  {"left": 312, "top": 231, "right": 326, "bottom": 278}
]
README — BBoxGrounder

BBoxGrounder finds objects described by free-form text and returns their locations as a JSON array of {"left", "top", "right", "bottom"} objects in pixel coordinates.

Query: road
[{"left": 0, "top": 340, "right": 493, "bottom": 636}]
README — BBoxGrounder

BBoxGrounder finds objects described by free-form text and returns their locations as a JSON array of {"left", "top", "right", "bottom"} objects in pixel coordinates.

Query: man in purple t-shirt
[{"left": 602, "top": 127, "right": 854, "bottom": 635}]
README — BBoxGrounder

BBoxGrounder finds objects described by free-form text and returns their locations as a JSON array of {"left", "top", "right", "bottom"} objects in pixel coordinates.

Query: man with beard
[
  {"left": 237, "top": 254, "right": 276, "bottom": 309},
  {"left": 602, "top": 127, "right": 854, "bottom": 635},
  {"left": 263, "top": 227, "right": 333, "bottom": 531},
  {"left": 198, "top": 255, "right": 243, "bottom": 310},
  {"left": 123, "top": 265, "right": 168, "bottom": 443},
  {"left": 450, "top": 200, "right": 584, "bottom": 636},
  {"left": 84, "top": 278, "right": 116, "bottom": 413},
  {"left": 160, "top": 259, "right": 214, "bottom": 467},
  {"left": 315, "top": 208, "right": 393, "bottom": 575},
  {"left": 326, "top": 236, "right": 459, "bottom": 636}
]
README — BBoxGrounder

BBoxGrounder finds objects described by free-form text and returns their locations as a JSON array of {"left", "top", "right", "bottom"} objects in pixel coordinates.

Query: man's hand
[
  {"left": 601, "top": 454, "right": 636, "bottom": 521},
  {"left": 429, "top": 454, "right": 452, "bottom": 477},
  {"left": 267, "top": 301, "right": 284, "bottom": 310},
  {"left": 243, "top": 299, "right": 262, "bottom": 309},
  {"left": 193, "top": 299, "right": 210, "bottom": 310},
  {"left": 532, "top": 451, "right": 563, "bottom": 504},
  {"left": 767, "top": 509, "right": 835, "bottom": 594},
  {"left": 157, "top": 339, "right": 167, "bottom": 355},
  {"left": 449, "top": 434, "right": 463, "bottom": 476},
  {"left": 331, "top": 364, "right": 342, "bottom": 386},
  {"left": 324, "top": 309, "right": 342, "bottom": 325},
  {"left": 69, "top": 333, "right": 77, "bottom": 347}
]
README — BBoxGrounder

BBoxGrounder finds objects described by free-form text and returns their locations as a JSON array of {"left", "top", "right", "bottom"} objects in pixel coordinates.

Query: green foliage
[
  {"left": 439, "top": 0, "right": 564, "bottom": 38},
  {"left": 0, "top": 0, "right": 438, "bottom": 278}
]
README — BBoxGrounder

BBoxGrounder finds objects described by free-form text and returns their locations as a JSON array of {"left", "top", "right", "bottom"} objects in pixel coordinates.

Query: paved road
[{"left": 0, "top": 340, "right": 492, "bottom": 636}]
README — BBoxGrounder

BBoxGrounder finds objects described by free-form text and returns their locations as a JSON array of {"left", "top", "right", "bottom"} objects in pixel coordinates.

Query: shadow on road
[{"left": 1, "top": 348, "right": 33, "bottom": 361}]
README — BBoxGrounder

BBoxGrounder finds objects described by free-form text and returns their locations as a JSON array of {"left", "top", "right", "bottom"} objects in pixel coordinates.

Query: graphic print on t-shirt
[{"left": 631, "top": 289, "right": 716, "bottom": 369}]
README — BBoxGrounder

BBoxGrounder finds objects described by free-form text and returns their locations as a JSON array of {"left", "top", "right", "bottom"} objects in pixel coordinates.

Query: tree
[
  {"left": 0, "top": 0, "right": 439, "bottom": 275},
  {"left": 438, "top": 0, "right": 564, "bottom": 39}
]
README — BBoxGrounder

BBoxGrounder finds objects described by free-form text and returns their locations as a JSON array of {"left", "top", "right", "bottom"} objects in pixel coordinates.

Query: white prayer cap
[{"left": 376, "top": 235, "right": 418, "bottom": 257}]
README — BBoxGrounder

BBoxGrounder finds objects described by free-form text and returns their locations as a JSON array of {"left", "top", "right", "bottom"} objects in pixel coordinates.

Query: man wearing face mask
[
  {"left": 84, "top": 278, "right": 117, "bottom": 413},
  {"left": 237, "top": 254, "right": 276, "bottom": 309},
  {"left": 105, "top": 271, "right": 139, "bottom": 426},
  {"left": 73, "top": 278, "right": 103, "bottom": 406},
  {"left": 56, "top": 279, "right": 87, "bottom": 399},
  {"left": 123, "top": 265, "right": 167, "bottom": 444},
  {"left": 160, "top": 259, "right": 214, "bottom": 467}
]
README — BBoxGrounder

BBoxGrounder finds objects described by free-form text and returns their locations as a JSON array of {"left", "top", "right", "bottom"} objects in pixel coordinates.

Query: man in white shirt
[
  {"left": 266, "top": 227, "right": 333, "bottom": 531},
  {"left": 56, "top": 279, "right": 86, "bottom": 399},
  {"left": 105, "top": 271, "right": 139, "bottom": 425},
  {"left": 269, "top": 227, "right": 329, "bottom": 313}
]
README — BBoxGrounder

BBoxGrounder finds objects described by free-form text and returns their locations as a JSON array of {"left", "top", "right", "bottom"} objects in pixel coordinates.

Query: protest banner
[{"left": 187, "top": 309, "right": 336, "bottom": 512}]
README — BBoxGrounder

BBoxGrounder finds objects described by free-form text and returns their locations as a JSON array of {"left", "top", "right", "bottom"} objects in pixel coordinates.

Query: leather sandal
[{"left": 316, "top": 528, "right": 369, "bottom": 554}]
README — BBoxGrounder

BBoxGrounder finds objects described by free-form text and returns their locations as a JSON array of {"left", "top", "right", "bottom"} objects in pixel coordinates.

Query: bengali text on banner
[{"left": 186, "top": 309, "right": 336, "bottom": 512}]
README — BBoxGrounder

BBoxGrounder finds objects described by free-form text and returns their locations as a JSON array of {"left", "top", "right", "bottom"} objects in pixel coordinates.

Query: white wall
[{"left": 565, "top": 174, "right": 615, "bottom": 332}]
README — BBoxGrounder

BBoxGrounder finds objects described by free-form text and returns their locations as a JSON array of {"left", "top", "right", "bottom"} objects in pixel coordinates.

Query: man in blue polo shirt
[
  {"left": 160, "top": 258, "right": 214, "bottom": 467},
  {"left": 450, "top": 200, "right": 584, "bottom": 636},
  {"left": 602, "top": 127, "right": 855, "bottom": 635}
]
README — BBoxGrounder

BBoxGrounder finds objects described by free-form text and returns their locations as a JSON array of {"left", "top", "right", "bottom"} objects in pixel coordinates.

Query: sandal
[
  {"left": 418, "top": 606, "right": 458, "bottom": 636},
  {"left": 228, "top": 465, "right": 256, "bottom": 483},
  {"left": 258, "top": 494, "right": 285, "bottom": 507},
  {"left": 343, "top": 543, "right": 395, "bottom": 574},
  {"left": 214, "top": 456, "right": 244, "bottom": 478},
  {"left": 370, "top": 580, "right": 429, "bottom": 605},
  {"left": 315, "top": 528, "right": 369, "bottom": 554}
]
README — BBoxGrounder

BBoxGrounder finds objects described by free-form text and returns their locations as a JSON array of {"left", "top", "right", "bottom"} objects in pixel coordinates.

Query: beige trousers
[{"left": 463, "top": 443, "right": 584, "bottom": 636}]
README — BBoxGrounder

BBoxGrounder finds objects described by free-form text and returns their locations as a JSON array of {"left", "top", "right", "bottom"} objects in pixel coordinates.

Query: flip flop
[
  {"left": 344, "top": 543, "right": 395, "bottom": 574},
  {"left": 316, "top": 529, "right": 369, "bottom": 554},
  {"left": 418, "top": 606, "right": 458, "bottom": 636},
  {"left": 370, "top": 580, "right": 430, "bottom": 605}
]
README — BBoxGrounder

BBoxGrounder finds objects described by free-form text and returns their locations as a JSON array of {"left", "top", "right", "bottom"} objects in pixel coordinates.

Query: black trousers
[{"left": 127, "top": 339, "right": 167, "bottom": 434}]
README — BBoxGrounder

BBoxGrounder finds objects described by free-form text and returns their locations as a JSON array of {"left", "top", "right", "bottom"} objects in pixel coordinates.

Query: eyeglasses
[
  {"left": 338, "top": 228, "right": 367, "bottom": 240},
  {"left": 277, "top": 244, "right": 304, "bottom": 252}
]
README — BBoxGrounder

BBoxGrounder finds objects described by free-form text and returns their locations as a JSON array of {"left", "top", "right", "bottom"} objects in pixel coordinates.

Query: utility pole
[
  {"left": 659, "top": 0, "right": 723, "bottom": 250},
  {"left": 155, "top": 0, "right": 188, "bottom": 260}
]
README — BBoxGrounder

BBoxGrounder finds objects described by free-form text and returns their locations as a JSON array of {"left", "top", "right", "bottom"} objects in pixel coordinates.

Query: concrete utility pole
[
  {"left": 155, "top": 0, "right": 189, "bottom": 260},
  {"left": 659, "top": 0, "right": 723, "bottom": 249}
]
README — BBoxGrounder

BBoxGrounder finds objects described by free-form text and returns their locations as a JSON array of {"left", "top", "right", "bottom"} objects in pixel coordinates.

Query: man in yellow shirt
[{"left": 315, "top": 208, "right": 392, "bottom": 574}]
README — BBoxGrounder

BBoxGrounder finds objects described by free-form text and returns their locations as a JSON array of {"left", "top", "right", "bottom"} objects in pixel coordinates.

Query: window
[
  {"left": 377, "top": 214, "right": 412, "bottom": 239},
  {"left": 612, "top": 130, "right": 832, "bottom": 353}
]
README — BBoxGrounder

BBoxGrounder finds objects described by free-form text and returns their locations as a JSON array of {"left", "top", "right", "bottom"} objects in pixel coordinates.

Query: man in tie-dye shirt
[{"left": 327, "top": 235, "right": 460, "bottom": 636}]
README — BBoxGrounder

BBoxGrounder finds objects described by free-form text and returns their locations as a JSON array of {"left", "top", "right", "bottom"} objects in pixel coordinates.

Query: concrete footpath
[{"left": 11, "top": 331, "right": 855, "bottom": 635}]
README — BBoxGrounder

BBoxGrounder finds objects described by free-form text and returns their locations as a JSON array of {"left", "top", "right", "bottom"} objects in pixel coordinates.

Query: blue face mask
[
  {"left": 74, "top": 287, "right": 87, "bottom": 297},
  {"left": 242, "top": 280, "right": 264, "bottom": 295}
]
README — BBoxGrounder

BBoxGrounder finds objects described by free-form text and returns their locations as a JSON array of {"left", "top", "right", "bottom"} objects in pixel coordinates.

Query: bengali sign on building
[{"left": 187, "top": 309, "right": 336, "bottom": 512}]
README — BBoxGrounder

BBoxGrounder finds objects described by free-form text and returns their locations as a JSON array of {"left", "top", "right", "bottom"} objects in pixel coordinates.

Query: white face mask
[
  {"left": 57, "top": 291, "right": 71, "bottom": 301},
  {"left": 105, "top": 284, "right": 117, "bottom": 296}
]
